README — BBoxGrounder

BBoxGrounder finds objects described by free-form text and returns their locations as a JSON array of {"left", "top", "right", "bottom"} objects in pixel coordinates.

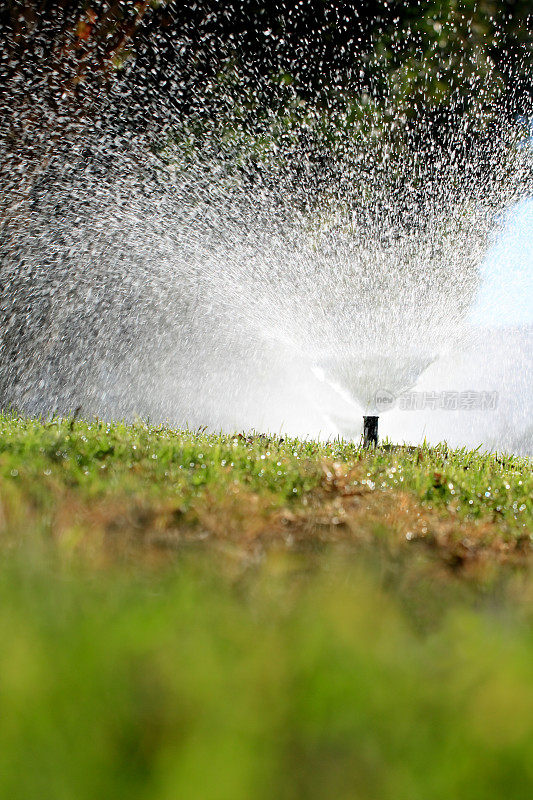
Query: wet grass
[
  {"left": 0, "top": 412, "right": 532, "bottom": 799},
  {"left": 0, "top": 413, "right": 530, "bottom": 562}
]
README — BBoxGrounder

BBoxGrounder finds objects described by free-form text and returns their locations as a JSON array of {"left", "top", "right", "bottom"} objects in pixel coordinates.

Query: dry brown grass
[{"left": 24, "top": 458, "right": 528, "bottom": 573}]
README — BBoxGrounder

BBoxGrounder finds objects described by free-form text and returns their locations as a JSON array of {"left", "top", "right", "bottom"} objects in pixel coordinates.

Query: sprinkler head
[{"left": 363, "top": 416, "right": 379, "bottom": 448}]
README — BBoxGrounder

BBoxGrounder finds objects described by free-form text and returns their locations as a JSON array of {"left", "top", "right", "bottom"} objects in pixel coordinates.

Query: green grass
[
  {"left": 0, "top": 413, "right": 532, "bottom": 799},
  {"left": 1, "top": 413, "right": 530, "bottom": 531}
]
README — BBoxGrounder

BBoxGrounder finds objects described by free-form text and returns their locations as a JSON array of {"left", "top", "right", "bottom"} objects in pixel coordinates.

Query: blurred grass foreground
[{"left": 0, "top": 414, "right": 532, "bottom": 799}]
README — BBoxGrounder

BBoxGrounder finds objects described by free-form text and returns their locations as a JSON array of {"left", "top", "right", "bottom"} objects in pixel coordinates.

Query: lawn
[{"left": 0, "top": 413, "right": 531, "bottom": 799}]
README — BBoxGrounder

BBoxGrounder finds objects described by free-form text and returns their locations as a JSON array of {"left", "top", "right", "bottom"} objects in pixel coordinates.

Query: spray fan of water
[{"left": 0, "top": 3, "right": 532, "bottom": 452}]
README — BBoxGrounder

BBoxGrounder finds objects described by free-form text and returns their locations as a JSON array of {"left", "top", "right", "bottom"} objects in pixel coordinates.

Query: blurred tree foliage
[
  {"left": 123, "top": 1, "right": 533, "bottom": 130},
  {"left": 1, "top": 1, "right": 532, "bottom": 170},
  {"left": 1, "top": 1, "right": 532, "bottom": 123},
  {"left": 0, "top": 1, "right": 152, "bottom": 92}
]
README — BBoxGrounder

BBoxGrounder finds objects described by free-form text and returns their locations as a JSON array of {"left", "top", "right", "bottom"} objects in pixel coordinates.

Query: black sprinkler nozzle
[{"left": 363, "top": 416, "right": 379, "bottom": 448}]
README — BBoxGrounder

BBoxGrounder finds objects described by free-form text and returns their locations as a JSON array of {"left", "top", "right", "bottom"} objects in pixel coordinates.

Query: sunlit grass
[
  {"left": 0, "top": 413, "right": 530, "bottom": 518},
  {"left": 0, "top": 413, "right": 531, "bottom": 799}
]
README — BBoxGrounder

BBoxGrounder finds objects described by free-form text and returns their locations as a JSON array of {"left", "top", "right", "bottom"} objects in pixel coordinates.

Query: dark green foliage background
[{"left": 2, "top": 1, "right": 533, "bottom": 136}]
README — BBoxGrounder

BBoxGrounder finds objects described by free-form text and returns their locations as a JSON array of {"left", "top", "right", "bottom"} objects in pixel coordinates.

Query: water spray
[
  {"left": 363, "top": 416, "right": 379, "bottom": 448},
  {"left": 1, "top": 5, "right": 530, "bottom": 448}
]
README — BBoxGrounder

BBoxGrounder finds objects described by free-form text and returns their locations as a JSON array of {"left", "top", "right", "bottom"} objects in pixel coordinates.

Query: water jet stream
[{"left": 1, "top": 6, "right": 532, "bottom": 453}]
